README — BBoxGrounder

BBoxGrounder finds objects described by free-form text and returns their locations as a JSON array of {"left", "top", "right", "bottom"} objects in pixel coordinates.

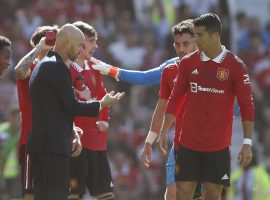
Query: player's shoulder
[
  {"left": 160, "top": 57, "right": 180, "bottom": 69},
  {"left": 181, "top": 50, "right": 199, "bottom": 62},
  {"left": 225, "top": 50, "right": 246, "bottom": 68},
  {"left": 163, "top": 62, "right": 178, "bottom": 73}
]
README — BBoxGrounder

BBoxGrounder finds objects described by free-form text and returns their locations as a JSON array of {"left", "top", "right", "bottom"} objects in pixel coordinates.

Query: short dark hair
[
  {"left": 172, "top": 19, "right": 194, "bottom": 37},
  {"left": 193, "top": 13, "right": 222, "bottom": 35},
  {"left": 30, "top": 25, "right": 59, "bottom": 47},
  {"left": 0, "top": 36, "right": 11, "bottom": 51},
  {"left": 73, "top": 21, "right": 97, "bottom": 38}
]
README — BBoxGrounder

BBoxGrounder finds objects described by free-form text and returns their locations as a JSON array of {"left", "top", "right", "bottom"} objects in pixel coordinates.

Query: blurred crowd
[{"left": 0, "top": 0, "right": 270, "bottom": 199}]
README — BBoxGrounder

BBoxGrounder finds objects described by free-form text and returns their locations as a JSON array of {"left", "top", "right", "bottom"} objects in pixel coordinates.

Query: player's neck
[
  {"left": 76, "top": 58, "right": 85, "bottom": 68},
  {"left": 203, "top": 44, "right": 223, "bottom": 59}
]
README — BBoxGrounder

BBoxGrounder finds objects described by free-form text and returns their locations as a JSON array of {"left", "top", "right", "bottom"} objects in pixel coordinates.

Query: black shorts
[
  {"left": 175, "top": 145, "right": 231, "bottom": 186},
  {"left": 69, "top": 148, "right": 113, "bottom": 197},
  {"left": 20, "top": 145, "right": 34, "bottom": 196}
]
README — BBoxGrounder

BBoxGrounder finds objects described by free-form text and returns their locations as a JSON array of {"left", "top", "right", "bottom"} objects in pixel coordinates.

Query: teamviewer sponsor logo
[
  {"left": 190, "top": 82, "right": 198, "bottom": 92},
  {"left": 190, "top": 82, "right": 224, "bottom": 94}
]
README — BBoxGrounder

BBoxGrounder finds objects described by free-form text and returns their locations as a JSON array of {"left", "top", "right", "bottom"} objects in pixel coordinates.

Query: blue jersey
[{"left": 119, "top": 57, "right": 179, "bottom": 85}]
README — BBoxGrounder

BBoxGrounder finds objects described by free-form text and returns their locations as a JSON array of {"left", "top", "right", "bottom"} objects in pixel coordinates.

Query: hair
[
  {"left": 193, "top": 13, "right": 222, "bottom": 35},
  {"left": 72, "top": 21, "right": 97, "bottom": 38},
  {"left": 30, "top": 25, "right": 59, "bottom": 47},
  {"left": 172, "top": 19, "right": 194, "bottom": 37},
  {"left": 0, "top": 36, "right": 11, "bottom": 51}
]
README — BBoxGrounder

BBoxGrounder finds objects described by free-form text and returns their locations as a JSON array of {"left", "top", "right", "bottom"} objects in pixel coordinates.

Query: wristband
[
  {"left": 109, "top": 66, "right": 119, "bottom": 78},
  {"left": 243, "top": 138, "right": 252, "bottom": 146},
  {"left": 145, "top": 131, "right": 158, "bottom": 145}
]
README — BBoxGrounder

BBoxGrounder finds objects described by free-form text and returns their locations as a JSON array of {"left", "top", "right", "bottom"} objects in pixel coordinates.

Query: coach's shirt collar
[{"left": 200, "top": 46, "right": 227, "bottom": 63}]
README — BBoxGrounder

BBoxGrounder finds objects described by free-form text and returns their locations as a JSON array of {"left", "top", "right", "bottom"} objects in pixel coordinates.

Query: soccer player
[
  {"left": 140, "top": 21, "right": 197, "bottom": 200},
  {"left": 14, "top": 25, "right": 58, "bottom": 200},
  {"left": 158, "top": 13, "right": 254, "bottom": 200},
  {"left": 92, "top": 20, "right": 202, "bottom": 200},
  {"left": 0, "top": 36, "right": 12, "bottom": 76},
  {"left": 68, "top": 21, "right": 115, "bottom": 200}
]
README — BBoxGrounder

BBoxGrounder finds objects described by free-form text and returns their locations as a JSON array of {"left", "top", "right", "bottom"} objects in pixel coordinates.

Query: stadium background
[{"left": 0, "top": 0, "right": 270, "bottom": 199}]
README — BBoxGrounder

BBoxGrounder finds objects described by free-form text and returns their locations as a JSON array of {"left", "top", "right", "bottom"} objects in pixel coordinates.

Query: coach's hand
[
  {"left": 100, "top": 91, "right": 125, "bottom": 110},
  {"left": 157, "top": 131, "right": 168, "bottom": 157},
  {"left": 71, "top": 136, "right": 82, "bottom": 157},
  {"left": 73, "top": 125, "right": 83, "bottom": 138},
  {"left": 238, "top": 144, "right": 253, "bottom": 167}
]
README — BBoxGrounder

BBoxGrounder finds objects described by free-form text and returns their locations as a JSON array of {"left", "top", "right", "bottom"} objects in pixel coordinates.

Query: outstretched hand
[
  {"left": 100, "top": 91, "right": 125, "bottom": 109},
  {"left": 92, "top": 63, "right": 120, "bottom": 81}
]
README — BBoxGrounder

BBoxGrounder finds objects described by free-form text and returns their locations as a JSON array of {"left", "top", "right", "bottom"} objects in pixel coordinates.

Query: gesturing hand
[{"left": 100, "top": 91, "right": 125, "bottom": 109}]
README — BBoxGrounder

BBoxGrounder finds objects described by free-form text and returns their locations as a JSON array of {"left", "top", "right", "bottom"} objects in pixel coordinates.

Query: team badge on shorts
[
  {"left": 216, "top": 68, "right": 229, "bottom": 81},
  {"left": 70, "top": 178, "right": 79, "bottom": 189},
  {"left": 175, "top": 164, "right": 181, "bottom": 175}
]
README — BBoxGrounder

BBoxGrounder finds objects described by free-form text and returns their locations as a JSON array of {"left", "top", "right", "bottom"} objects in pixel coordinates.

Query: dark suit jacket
[{"left": 28, "top": 51, "right": 100, "bottom": 156}]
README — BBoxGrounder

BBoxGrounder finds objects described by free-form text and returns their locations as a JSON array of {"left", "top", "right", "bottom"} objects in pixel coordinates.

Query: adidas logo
[
  {"left": 221, "top": 174, "right": 229, "bottom": 180},
  {"left": 192, "top": 69, "right": 199, "bottom": 74},
  {"left": 110, "top": 182, "right": 114, "bottom": 187}
]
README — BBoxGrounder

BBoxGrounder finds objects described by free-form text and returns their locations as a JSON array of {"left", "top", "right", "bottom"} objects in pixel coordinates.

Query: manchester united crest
[
  {"left": 175, "top": 164, "right": 181, "bottom": 175},
  {"left": 216, "top": 68, "right": 229, "bottom": 81}
]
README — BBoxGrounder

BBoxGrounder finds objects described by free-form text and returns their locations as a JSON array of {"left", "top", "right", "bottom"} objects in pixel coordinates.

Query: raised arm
[
  {"left": 118, "top": 67, "right": 162, "bottom": 85},
  {"left": 14, "top": 37, "right": 52, "bottom": 80},
  {"left": 92, "top": 57, "right": 179, "bottom": 85}
]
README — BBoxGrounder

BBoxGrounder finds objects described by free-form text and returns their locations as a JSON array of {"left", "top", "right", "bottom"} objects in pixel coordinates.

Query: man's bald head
[
  {"left": 54, "top": 24, "right": 85, "bottom": 62},
  {"left": 56, "top": 24, "right": 84, "bottom": 45}
]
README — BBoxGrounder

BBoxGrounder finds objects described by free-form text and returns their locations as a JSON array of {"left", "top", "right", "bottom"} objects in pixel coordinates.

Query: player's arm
[
  {"left": 158, "top": 62, "right": 188, "bottom": 155},
  {"left": 234, "top": 61, "right": 255, "bottom": 167},
  {"left": 14, "top": 37, "right": 51, "bottom": 80},
  {"left": 141, "top": 98, "right": 167, "bottom": 167},
  {"left": 92, "top": 57, "right": 179, "bottom": 85},
  {"left": 92, "top": 62, "right": 162, "bottom": 85}
]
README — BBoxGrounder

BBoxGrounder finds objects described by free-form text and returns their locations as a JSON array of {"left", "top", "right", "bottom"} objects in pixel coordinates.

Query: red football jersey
[
  {"left": 69, "top": 60, "right": 109, "bottom": 151},
  {"left": 166, "top": 48, "right": 254, "bottom": 151},
  {"left": 159, "top": 64, "right": 186, "bottom": 150},
  {"left": 17, "top": 60, "right": 38, "bottom": 152}
]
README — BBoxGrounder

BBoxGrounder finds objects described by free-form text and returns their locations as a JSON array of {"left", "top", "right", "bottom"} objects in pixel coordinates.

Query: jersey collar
[{"left": 200, "top": 46, "right": 227, "bottom": 63}]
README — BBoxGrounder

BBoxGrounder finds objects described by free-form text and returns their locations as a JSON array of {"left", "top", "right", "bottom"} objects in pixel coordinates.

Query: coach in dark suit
[{"left": 28, "top": 24, "right": 124, "bottom": 200}]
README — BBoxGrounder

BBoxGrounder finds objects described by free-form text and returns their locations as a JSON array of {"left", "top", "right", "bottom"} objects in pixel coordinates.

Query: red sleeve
[
  {"left": 159, "top": 67, "right": 170, "bottom": 99},
  {"left": 95, "top": 69, "right": 110, "bottom": 122},
  {"left": 69, "top": 67, "right": 77, "bottom": 87},
  {"left": 233, "top": 59, "right": 255, "bottom": 121},
  {"left": 30, "top": 61, "right": 38, "bottom": 72},
  {"left": 165, "top": 59, "right": 188, "bottom": 116}
]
